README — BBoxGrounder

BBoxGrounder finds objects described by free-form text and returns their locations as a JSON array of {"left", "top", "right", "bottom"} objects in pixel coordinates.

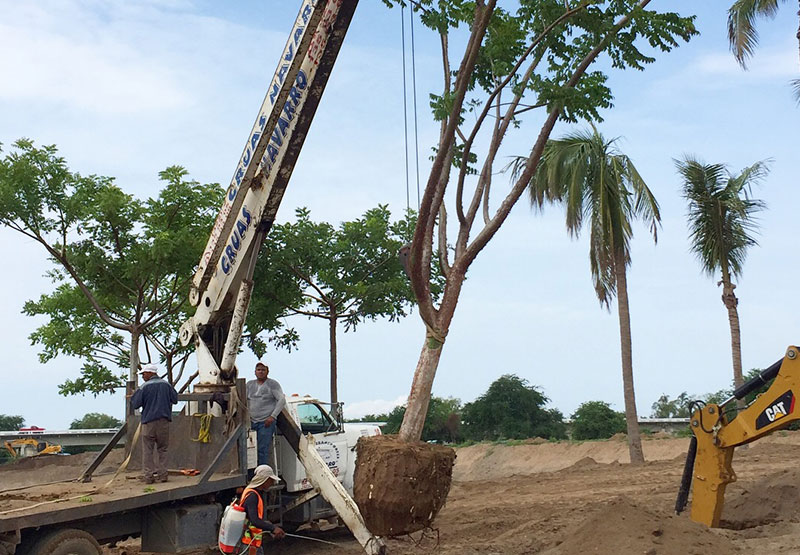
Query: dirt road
[{"left": 10, "top": 433, "right": 800, "bottom": 554}]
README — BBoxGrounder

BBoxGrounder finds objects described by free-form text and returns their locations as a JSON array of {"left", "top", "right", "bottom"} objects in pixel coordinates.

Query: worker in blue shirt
[{"left": 131, "top": 363, "right": 178, "bottom": 484}]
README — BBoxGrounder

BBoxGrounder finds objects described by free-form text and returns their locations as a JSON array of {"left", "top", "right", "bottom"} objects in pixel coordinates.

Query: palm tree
[
  {"left": 519, "top": 127, "right": 660, "bottom": 464},
  {"left": 675, "top": 157, "right": 768, "bottom": 411},
  {"left": 728, "top": 0, "right": 800, "bottom": 101}
]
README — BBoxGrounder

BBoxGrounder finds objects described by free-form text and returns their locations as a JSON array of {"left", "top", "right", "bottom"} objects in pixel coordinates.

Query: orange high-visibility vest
[{"left": 239, "top": 488, "right": 264, "bottom": 548}]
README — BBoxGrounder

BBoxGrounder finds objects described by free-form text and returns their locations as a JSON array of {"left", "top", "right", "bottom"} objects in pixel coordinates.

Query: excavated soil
[
  {"left": 8, "top": 433, "right": 800, "bottom": 554},
  {"left": 353, "top": 435, "right": 456, "bottom": 536}
]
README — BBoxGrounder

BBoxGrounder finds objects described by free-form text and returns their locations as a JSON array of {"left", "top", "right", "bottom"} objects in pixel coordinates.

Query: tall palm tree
[
  {"left": 675, "top": 157, "right": 768, "bottom": 410},
  {"left": 521, "top": 127, "right": 660, "bottom": 464},
  {"left": 728, "top": 0, "right": 800, "bottom": 100}
]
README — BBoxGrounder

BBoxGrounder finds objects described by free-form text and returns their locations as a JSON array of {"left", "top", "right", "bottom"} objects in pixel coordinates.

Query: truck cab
[{"left": 247, "top": 395, "right": 381, "bottom": 528}]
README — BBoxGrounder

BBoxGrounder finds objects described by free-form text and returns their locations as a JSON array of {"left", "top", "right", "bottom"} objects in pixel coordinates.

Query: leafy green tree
[
  {"left": 249, "top": 206, "right": 441, "bottom": 404},
  {"left": 462, "top": 375, "right": 567, "bottom": 441},
  {"left": 70, "top": 413, "right": 123, "bottom": 429},
  {"left": 0, "top": 415, "right": 24, "bottom": 431},
  {"left": 651, "top": 392, "right": 692, "bottom": 418},
  {"left": 379, "top": 397, "right": 462, "bottom": 443},
  {"left": 728, "top": 0, "right": 800, "bottom": 100},
  {"left": 675, "top": 157, "right": 768, "bottom": 410},
  {"left": 522, "top": 127, "right": 659, "bottom": 463},
  {"left": 379, "top": 0, "right": 695, "bottom": 443},
  {"left": 0, "top": 140, "right": 224, "bottom": 394},
  {"left": 571, "top": 401, "right": 626, "bottom": 440}
]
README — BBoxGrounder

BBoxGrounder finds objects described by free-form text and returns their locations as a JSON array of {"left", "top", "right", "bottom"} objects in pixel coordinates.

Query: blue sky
[{"left": 1, "top": 1, "right": 798, "bottom": 429}]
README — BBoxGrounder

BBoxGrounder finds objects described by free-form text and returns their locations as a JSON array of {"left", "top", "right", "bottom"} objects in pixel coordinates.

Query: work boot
[{"left": 158, "top": 474, "right": 168, "bottom": 483}]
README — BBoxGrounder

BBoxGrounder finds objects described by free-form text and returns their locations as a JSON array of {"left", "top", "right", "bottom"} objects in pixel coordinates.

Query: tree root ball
[{"left": 353, "top": 434, "right": 456, "bottom": 537}]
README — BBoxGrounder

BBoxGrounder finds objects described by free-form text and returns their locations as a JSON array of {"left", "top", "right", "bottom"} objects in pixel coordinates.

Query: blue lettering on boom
[
  {"left": 262, "top": 70, "right": 308, "bottom": 173},
  {"left": 220, "top": 205, "right": 253, "bottom": 275}
]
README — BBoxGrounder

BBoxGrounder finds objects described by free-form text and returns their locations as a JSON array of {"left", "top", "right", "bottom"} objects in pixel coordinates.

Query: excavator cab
[
  {"left": 4, "top": 438, "right": 62, "bottom": 459},
  {"left": 675, "top": 345, "right": 800, "bottom": 526}
]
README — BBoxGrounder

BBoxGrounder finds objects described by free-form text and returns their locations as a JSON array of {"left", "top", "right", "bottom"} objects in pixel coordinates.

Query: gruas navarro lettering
[
  {"left": 220, "top": 205, "right": 253, "bottom": 275},
  {"left": 261, "top": 69, "right": 308, "bottom": 175}
]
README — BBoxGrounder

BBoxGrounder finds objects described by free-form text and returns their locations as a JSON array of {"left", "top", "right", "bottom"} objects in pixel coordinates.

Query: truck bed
[{"left": 0, "top": 470, "right": 245, "bottom": 534}]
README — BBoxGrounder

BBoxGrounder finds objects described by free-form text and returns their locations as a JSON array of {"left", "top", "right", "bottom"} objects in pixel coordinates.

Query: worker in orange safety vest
[{"left": 239, "top": 464, "right": 285, "bottom": 554}]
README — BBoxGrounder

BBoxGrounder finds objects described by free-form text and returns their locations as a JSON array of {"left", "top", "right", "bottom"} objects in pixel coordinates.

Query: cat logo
[
  {"left": 756, "top": 390, "right": 795, "bottom": 430},
  {"left": 765, "top": 402, "right": 788, "bottom": 422}
]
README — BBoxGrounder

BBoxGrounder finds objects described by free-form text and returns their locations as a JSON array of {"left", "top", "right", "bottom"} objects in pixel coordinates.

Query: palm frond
[
  {"left": 727, "top": 0, "right": 782, "bottom": 68},
  {"left": 675, "top": 155, "right": 768, "bottom": 280},
  {"left": 523, "top": 127, "right": 659, "bottom": 307}
]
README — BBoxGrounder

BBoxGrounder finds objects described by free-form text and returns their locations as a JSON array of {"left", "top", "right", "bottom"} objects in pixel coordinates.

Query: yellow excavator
[
  {"left": 675, "top": 345, "right": 800, "bottom": 526},
  {"left": 3, "top": 438, "right": 62, "bottom": 459}
]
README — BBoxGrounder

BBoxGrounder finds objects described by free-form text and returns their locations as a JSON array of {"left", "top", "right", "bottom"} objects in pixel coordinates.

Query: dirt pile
[
  {"left": 353, "top": 435, "right": 456, "bottom": 537},
  {"left": 542, "top": 496, "right": 740, "bottom": 554},
  {"left": 722, "top": 467, "right": 800, "bottom": 529},
  {"left": 454, "top": 436, "right": 691, "bottom": 481},
  {"left": 0, "top": 449, "right": 125, "bottom": 492}
]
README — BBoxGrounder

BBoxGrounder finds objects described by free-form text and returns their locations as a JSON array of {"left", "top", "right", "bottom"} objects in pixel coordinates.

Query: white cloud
[
  {"left": 0, "top": 3, "right": 191, "bottom": 114},
  {"left": 692, "top": 50, "right": 798, "bottom": 79}
]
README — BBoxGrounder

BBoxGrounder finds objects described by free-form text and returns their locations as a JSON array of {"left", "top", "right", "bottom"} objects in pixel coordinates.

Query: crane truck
[
  {"left": 0, "top": 1, "right": 387, "bottom": 553},
  {"left": 675, "top": 345, "right": 800, "bottom": 528}
]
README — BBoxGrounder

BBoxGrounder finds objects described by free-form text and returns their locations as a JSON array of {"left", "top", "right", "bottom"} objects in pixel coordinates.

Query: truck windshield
[{"left": 296, "top": 403, "right": 335, "bottom": 434}]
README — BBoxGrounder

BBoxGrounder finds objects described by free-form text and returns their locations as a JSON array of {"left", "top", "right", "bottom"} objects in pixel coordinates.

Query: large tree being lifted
[{"left": 353, "top": 0, "right": 696, "bottom": 536}]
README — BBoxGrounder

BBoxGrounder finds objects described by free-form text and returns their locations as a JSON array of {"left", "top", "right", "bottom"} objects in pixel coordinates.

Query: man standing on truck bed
[
  {"left": 131, "top": 363, "right": 178, "bottom": 484},
  {"left": 247, "top": 362, "right": 286, "bottom": 466}
]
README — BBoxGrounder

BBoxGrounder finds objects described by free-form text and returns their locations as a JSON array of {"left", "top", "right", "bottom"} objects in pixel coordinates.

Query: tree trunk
[
  {"left": 721, "top": 279, "right": 744, "bottom": 411},
  {"left": 614, "top": 251, "right": 644, "bottom": 464},
  {"left": 129, "top": 330, "right": 140, "bottom": 385},
  {"left": 398, "top": 329, "right": 446, "bottom": 442},
  {"left": 329, "top": 312, "right": 338, "bottom": 405}
]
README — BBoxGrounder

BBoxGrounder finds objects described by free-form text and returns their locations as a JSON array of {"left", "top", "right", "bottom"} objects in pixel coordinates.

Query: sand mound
[
  {"left": 0, "top": 449, "right": 125, "bottom": 491},
  {"left": 542, "top": 496, "right": 739, "bottom": 554},
  {"left": 722, "top": 467, "right": 800, "bottom": 529},
  {"left": 564, "top": 456, "right": 599, "bottom": 471},
  {"left": 454, "top": 437, "right": 691, "bottom": 482}
]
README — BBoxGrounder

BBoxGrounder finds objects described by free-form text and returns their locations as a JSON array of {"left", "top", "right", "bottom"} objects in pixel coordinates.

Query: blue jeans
[{"left": 251, "top": 420, "right": 276, "bottom": 466}]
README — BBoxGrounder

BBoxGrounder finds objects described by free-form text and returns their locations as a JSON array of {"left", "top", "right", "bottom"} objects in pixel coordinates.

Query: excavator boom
[{"left": 676, "top": 346, "right": 800, "bottom": 526}]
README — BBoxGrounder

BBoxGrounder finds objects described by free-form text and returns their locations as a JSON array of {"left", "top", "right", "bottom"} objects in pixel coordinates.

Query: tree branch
[{"left": 464, "top": 0, "right": 654, "bottom": 269}]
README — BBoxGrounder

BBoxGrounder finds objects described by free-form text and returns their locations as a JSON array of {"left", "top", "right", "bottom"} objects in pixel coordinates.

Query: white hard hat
[{"left": 138, "top": 363, "right": 159, "bottom": 375}]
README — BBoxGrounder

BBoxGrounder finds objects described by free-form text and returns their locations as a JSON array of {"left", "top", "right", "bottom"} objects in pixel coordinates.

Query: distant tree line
[{"left": 352, "top": 374, "right": 629, "bottom": 444}]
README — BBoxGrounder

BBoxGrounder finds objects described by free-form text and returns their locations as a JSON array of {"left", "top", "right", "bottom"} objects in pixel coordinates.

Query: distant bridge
[{"left": 0, "top": 429, "right": 121, "bottom": 448}]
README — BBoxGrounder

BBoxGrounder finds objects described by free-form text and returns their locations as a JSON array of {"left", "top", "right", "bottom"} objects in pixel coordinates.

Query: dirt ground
[{"left": 7, "top": 433, "right": 800, "bottom": 554}]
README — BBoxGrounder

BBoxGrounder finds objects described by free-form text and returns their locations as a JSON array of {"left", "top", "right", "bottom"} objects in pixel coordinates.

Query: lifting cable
[
  {"left": 400, "top": 2, "right": 411, "bottom": 213},
  {"left": 400, "top": 2, "right": 421, "bottom": 213},
  {"left": 409, "top": 4, "right": 421, "bottom": 211}
]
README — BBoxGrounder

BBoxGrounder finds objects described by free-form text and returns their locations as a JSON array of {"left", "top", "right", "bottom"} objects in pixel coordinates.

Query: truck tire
[{"left": 25, "top": 529, "right": 101, "bottom": 555}]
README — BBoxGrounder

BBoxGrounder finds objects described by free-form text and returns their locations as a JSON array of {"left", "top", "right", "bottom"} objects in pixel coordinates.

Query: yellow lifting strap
[{"left": 192, "top": 413, "right": 213, "bottom": 443}]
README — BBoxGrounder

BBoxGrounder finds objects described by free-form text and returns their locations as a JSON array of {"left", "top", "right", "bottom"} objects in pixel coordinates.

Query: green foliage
[
  {"left": 383, "top": 1, "right": 696, "bottom": 124},
  {"left": 0, "top": 415, "right": 24, "bottom": 431},
  {"left": 248, "top": 206, "right": 443, "bottom": 377},
  {"left": 571, "top": 401, "right": 626, "bottom": 440},
  {"left": 462, "top": 374, "right": 567, "bottom": 441},
  {"left": 379, "top": 396, "right": 462, "bottom": 443},
  {"left": 70, "top": 412, "right": 123, "bottom": 429},
  {"left": 651, "top": 392, "right": 692, "bottom": 418},
  {"left": 0, "top": 140, "right": 224, "bottom": 394},
  {"left": 675, "top": 157, "right": 768, "bottom": 282}
]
